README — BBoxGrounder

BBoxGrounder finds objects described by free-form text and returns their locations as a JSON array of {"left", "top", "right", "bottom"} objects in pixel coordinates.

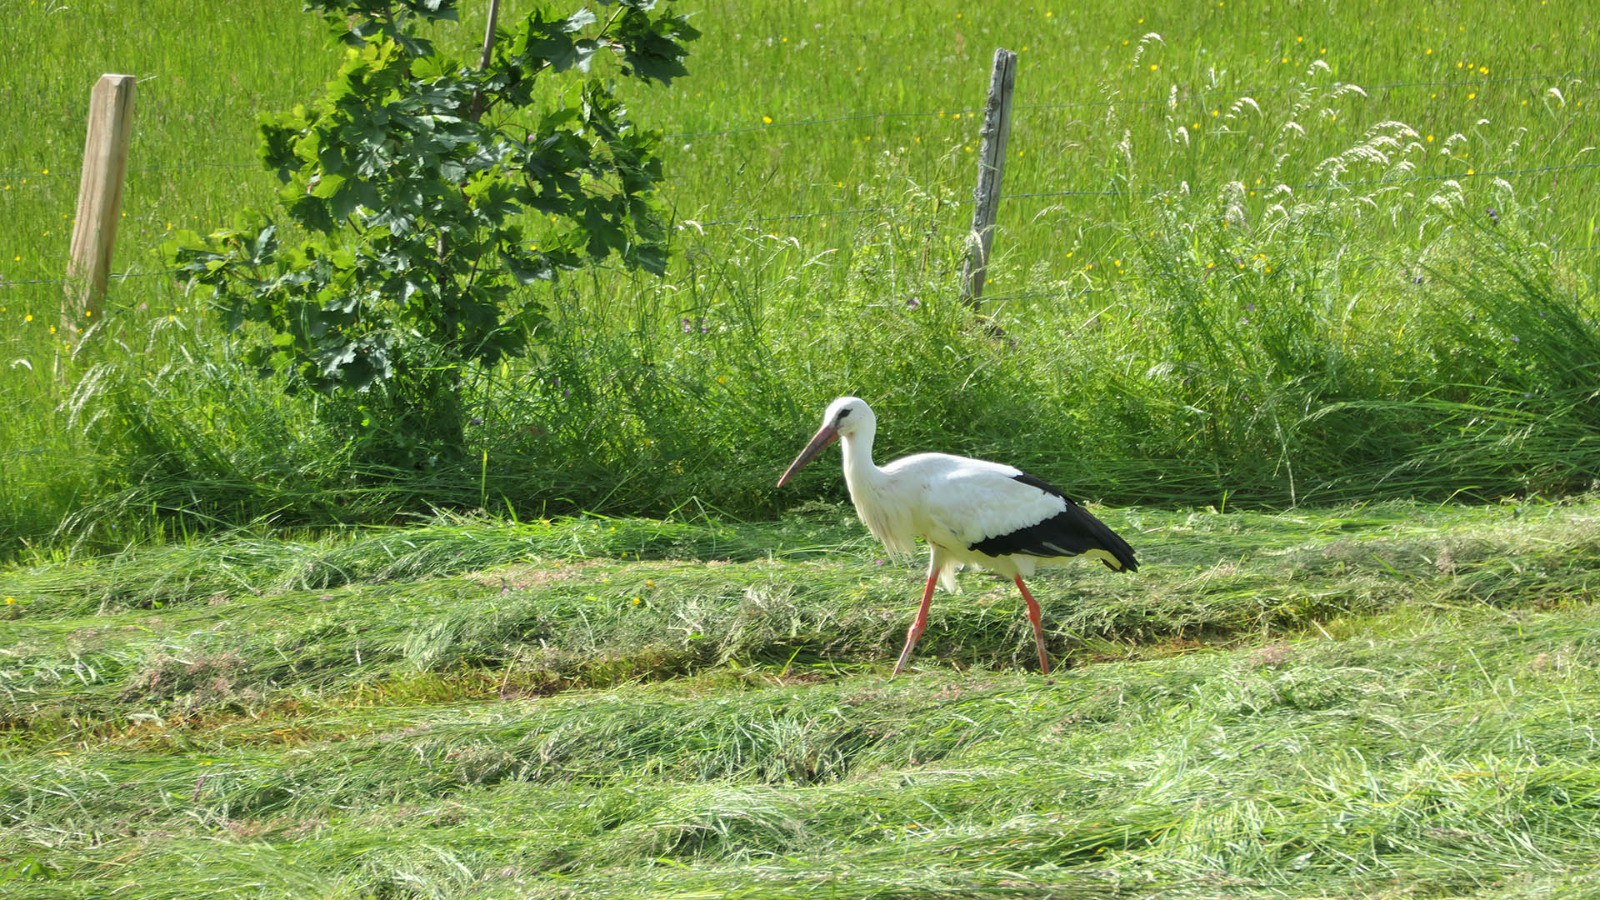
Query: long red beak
[{"left": 777, "top": 424, "right": 839, "bottom": 487}]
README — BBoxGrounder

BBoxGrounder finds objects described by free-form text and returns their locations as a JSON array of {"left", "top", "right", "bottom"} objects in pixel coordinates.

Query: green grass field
[
  {"left": 2, "top": 0, "right": 1598, "bottom": 546},
  {"left": 3, "top": 1, "right": 1600, "bottom": 895}
]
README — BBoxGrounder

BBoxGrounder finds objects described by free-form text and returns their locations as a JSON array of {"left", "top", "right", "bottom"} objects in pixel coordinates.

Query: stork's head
[{"left": 777, "top": 396, "right": 875, "bottom": 487}]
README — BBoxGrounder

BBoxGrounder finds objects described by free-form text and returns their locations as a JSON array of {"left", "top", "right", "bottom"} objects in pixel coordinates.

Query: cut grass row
[
  {"left": 5, "top": 498, "right": 1598, "bottom": 737},
  {"left": 3, "top": 512, "right": 1599, "bottom": 894},
  {"left": 0, "top": 496, "right": 1593, "bottom": 730}
]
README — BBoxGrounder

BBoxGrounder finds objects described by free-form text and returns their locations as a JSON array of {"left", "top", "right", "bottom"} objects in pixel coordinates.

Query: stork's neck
[
  {"left": 839, "top": 427, "right": 885, "bottom": 497},
  {"left": 838, "top": 420, "right": 917, "bottom": 557}
]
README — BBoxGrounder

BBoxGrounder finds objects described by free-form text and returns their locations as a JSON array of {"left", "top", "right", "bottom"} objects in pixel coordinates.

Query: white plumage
[{"left": 778, "top": 396, "right": 1138, "bottom": 675}]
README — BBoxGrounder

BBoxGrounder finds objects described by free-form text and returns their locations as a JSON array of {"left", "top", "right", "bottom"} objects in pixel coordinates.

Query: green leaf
[
  {"left": 614, "top": 9, "right": 698, "bottom": 86},
  {"left": 308, "top": 173, "right": 347, "bottom": 199},
  {"left": 501, "top": 249, "right": 555, "bottom": 285},
  {"left": 628, "top": 241, "right": 668, "bottom": 277}
]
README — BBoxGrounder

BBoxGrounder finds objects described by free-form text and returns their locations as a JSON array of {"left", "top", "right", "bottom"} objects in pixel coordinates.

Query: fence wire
[
  {"left": 684, "top": 158, "right": 1600, "bottom": 227},
  {"left": 3, "top": 156, "right": 1597, "bottom": 291},
  {"left": 1, "top": 66, "right": 1592, "bottom": 184}
]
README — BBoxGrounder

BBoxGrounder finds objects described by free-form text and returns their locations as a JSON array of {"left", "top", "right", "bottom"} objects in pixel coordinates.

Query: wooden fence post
[
  {"left": 63, "top": 73, "right": 136, "bottom": 334},
  {"left": 960, "top": 48, "right": 1017, "bottom": 307}
]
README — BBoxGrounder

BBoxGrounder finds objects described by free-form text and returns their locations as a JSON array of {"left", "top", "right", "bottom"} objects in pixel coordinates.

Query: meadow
[{"left": 3, "top": 0, "right": 1600, "bottom": 895}]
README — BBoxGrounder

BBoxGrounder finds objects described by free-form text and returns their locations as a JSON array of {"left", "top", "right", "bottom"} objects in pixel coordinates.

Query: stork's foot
[{"left": 891, "top": 634, "right": 920, "bottom": 678}]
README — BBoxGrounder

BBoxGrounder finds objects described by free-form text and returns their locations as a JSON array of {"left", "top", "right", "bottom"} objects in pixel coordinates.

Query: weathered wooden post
[
  {"left": 960, "top": 48, "right": 1017, "bottom": 307},
  {"left": 63, "top": 73, "right": 136, "bottom": 334}
]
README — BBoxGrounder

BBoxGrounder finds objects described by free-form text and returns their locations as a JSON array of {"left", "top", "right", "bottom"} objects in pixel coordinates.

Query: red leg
[
  {"left": 1013, "top": 576, "right": 1052, "bottom": 675},
  {"left": 892, "top": 570, "right": 940, "bottom": 677}
]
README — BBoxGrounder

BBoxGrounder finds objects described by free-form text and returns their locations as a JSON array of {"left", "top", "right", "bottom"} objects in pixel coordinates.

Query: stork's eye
[{"left": 834, "top": 407, "right": 853, "bottom": 425}]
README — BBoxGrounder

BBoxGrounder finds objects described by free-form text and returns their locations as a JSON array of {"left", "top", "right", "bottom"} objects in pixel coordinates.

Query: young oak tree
[{"left": 169, "top": 0, "right": 696, "bottom": 468}]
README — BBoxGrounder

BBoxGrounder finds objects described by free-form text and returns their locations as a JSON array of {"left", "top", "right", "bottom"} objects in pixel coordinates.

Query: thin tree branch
[{"left": 467, "top": 0, "right": 502, "bottom": 123}]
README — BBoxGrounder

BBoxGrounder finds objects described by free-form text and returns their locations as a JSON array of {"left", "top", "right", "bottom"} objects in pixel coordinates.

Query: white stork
[{"left": 778, "top": 396, "right": 1138, "bottom": 676}]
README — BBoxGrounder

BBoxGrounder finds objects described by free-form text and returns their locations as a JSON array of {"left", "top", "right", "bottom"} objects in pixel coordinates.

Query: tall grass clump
[
  {"left": 0, "top": 342, "right": 102, "bottom": 554},
  {"left": 1322, "top": 221, "right": 1600, "bottom": 496},
  {"left": 62, "top": 334, "right": 362, "bottom": 541},
  {"left": 968, "top": 57, "right": 1600, "bottom": 505}
]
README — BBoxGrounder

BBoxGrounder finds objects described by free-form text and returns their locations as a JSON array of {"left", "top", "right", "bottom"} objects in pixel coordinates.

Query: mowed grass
[{"left": 4, "top": 499, "right": 1600, "bottom": 895}]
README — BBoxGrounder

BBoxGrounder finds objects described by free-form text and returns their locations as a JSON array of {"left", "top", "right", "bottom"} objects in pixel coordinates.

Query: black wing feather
[{"left": 968, "top": 473, "right": 1139, "bottom": 572}]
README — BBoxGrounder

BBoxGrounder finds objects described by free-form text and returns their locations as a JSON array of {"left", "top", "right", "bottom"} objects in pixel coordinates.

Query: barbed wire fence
[{"left": 2, "top": 65, "right": 1595, "bottom": 292}]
